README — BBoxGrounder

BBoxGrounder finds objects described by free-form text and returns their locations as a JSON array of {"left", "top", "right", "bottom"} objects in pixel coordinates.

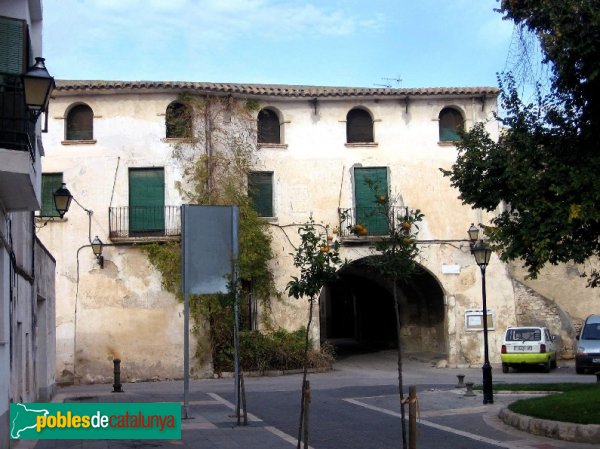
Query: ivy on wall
[{"left": 142, "top": 94, "right": 278, "bottom": 371}]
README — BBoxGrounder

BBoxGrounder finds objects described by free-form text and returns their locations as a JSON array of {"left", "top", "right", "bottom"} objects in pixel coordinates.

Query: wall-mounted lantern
[
  {"left": 53, "top": 183, "right": 73, "bottom": 219},
  {"left": 91, "top": 235, "right": 104, "bottom": 269},
  {"left": 53, "top": 183, "right": 104, "bottom": 269},
  {"left": 22, "top": 57, "right": 55, "bottom": 131}
]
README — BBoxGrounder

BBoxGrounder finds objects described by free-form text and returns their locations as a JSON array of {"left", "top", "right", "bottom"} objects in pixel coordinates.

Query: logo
[{"left": 10, "top": 402, "right": 181, "bottom": 440}]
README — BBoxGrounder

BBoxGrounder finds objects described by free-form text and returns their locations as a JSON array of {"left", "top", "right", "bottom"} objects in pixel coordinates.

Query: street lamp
[
  {"left": 22, "top": 57, "right": 55, "bottom": 131},
  {"left": 53, "top": 183, "right": 104, "bottom": 268},
  {"left": 468, "top": 224, "right": 494, "bottom": 404},
  {"left": 91, "top": 236, "right": 104, "bottom": 269},
  {"left": 53, "top": 183, "right": 73, "bottom": 219}
]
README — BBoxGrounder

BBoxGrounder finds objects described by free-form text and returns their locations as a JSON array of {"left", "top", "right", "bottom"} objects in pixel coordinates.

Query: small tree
[
  {"left": 363, "top": 186, "right": 424, "bottom": 449},
  {"left": 286, "top": 217, "right": 342, "bottom": 449}
]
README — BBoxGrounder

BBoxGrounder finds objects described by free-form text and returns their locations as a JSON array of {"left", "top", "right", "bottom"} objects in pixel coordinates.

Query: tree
[
  {"left": 286, "top": 218, "right": 342, "bottom": 449},
  {"left": 442, "top": 1, "right": 600, "bottom": 286},
  {"left": 360, "top": 186, "right": 423, "bottom": 449}
]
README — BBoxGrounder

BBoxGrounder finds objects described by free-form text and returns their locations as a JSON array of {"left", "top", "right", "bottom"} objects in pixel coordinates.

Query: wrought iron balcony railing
[
  {"left": 109, "top": 206, "right": 181, "bottom": 241},
  {"left": 338, "top": 206, "right": 415, "bottom": 238},
  {"left": 0, "top": 78, "right": 36, "bottom": 161}
]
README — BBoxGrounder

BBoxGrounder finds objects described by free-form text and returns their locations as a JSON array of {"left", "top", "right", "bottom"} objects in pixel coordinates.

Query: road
[
  {"left": 212, "top": 350, "right": 597, "bottom": 449},
  {"left": 27, "top": 350, "right": 598, "bottom": 449}
]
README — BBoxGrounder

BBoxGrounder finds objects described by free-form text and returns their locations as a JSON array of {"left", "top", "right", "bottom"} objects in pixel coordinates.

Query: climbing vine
[{"left": 142, "top": 93, "right": 278, "bottom": 371}]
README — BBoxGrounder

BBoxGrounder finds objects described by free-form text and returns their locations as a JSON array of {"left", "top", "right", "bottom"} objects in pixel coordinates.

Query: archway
[{"left": 320, "top": 259, "right": 446, "bottom": 356}]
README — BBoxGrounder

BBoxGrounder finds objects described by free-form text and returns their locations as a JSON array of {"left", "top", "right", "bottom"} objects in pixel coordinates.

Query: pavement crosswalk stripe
[{"left": 343, "top": 398, "right": 522, "bottom": 449}]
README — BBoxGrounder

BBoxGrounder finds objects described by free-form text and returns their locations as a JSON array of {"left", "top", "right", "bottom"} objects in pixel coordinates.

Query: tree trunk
[
  {"left": 297, "top": 297, "right": 315, "bottom": 449},
  {"left": 393, "top": 281, "right": 407, "bottom": 449}
]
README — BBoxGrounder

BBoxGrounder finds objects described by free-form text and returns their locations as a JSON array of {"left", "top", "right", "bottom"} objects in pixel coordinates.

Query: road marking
[
  {"left": 343, "top": 398, "right": 522, "bottom": 449},
  {"left": 209, "top": 393, "right": 314, "bottom": 448}
]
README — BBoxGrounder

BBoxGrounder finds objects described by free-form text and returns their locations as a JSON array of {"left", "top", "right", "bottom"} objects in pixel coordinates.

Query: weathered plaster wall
[
  {"left": 40, "top": 93, "right": 206, "bottom": 384},
  {"left": 39, "top": 85, "right": 543, "bottom": 380}
]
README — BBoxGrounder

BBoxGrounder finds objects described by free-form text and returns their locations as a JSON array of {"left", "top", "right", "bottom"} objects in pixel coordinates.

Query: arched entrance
[{"left": 320, "top": 259, "right": 446, "bottom": 356}]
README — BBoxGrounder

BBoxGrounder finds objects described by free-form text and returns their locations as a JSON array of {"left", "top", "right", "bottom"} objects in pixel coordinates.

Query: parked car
[
  {"left": 575, "top": 314, "right": 600, "bottom": 374},
  {"left": 501, "top": 326, "right": 557, "bottom": 373}
]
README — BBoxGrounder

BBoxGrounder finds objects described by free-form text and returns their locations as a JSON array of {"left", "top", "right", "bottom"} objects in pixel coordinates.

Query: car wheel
[
  {"left": 502, "top": 363, "right": 509, "bottom": 373},
  {"left": 543, "top": 359, "right": 551, "bottom": 373},
  {"left": 551, "top": 358, "right": 557, "bottom": 369}
]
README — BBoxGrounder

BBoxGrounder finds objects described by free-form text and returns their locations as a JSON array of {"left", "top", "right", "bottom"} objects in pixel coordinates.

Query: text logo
[{"left": 10, "top": 402, "right": 181, "bottom": 440}]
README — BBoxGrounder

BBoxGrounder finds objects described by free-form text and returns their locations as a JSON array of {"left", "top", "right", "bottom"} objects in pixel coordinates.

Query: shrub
[{"left": 216, "top": 328, "right": 334, "bottom": 373}]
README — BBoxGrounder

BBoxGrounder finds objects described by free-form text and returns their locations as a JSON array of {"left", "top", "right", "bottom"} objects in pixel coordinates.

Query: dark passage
[{"left": 320, "top": 260, "right": 446, "bottom": 356}]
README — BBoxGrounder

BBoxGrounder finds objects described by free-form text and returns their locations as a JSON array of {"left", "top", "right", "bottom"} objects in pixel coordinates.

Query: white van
[{"left": 575, "top": 314, "right": 600, "bottom": 374}]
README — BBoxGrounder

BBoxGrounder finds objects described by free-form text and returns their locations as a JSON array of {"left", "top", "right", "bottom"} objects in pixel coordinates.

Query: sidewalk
[{"left": 15, "top": 381, "right": 296, "bottom": 449}]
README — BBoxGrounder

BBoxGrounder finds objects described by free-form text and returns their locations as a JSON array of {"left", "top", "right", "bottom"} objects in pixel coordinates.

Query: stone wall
[{"left": 512, "top": 279, "right": 576, "bottom": 359}]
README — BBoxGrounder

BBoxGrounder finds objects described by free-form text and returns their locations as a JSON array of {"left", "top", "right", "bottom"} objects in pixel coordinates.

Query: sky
[{"left": 43, "top": 0, "right": 518, "bottom": 89}]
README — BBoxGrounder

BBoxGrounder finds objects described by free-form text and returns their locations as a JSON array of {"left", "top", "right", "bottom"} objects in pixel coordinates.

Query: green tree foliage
[
  {"left": 442, "top": 1, "right": 600, "bottom": 286},
  {"left": 286, "top": 219, "right": 342, "bottom": 301}
]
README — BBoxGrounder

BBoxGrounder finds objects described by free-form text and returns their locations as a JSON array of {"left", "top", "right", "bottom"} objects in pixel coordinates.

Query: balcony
[
  {"left": 109, "top": 206, "right": 181, "bottom": 243},
  {"left": 338, "top": 206, "right": 415, "bottom": 242},
  {"left": 0, "top": 77, "right": 39, "bottom": 211}
]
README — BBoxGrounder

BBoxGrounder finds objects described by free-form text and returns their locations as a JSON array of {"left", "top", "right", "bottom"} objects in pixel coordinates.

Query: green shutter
[
  {"left": 248, "top": 172, "right": 273, "bottom": 217},
  {"left": 0, "top": 16, "right": 27, "bottom": 75},
  {"left": 129, "top": 168, "right": 165, "bottom": 234},
  {"left": 41, "top": 173, "right": 63, "bottom": 217},
  {"left": 354, "top": 167, "right": 388, "bottom": 236}
]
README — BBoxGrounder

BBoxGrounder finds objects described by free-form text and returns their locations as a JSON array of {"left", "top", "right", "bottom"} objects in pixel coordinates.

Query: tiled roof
[{"left": 54, "top": 80, "right": 499, "bottom": 98}]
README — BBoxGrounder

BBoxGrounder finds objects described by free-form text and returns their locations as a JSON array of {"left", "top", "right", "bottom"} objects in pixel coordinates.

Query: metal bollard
[
  {"left": 113, "top": 358, "right": 123, "bottom": 393},
  {"left": 455, "top": 374, "right": 466, "bottom": 388},
  {"left": 464, "top": 382, "right": 476, "bottom": 397}
]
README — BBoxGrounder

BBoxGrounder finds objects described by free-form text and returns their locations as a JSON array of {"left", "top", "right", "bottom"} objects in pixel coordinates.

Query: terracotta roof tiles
[{"left": 55, "top": 80, "right": 499, "bottom": 98}]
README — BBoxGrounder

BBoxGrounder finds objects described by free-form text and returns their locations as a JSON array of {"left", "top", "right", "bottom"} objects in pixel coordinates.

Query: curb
[{"left": 499, "top": 408, "right": 600, "bottom": 444}]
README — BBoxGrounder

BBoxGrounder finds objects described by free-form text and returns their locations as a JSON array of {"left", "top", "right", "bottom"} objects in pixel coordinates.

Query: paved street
[{"left": 15, "top": 350, "right": 599, "bottom": 449}]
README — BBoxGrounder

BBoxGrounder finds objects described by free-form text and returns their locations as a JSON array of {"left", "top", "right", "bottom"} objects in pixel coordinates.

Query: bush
[{"left": 218, "top": 328, "right": 334, "bottom": 373}]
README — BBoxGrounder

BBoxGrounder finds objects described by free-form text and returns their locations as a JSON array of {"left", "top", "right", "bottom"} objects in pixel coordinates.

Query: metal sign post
[{"left": 181, "top": 205, "right": 239, "bottom": 420}]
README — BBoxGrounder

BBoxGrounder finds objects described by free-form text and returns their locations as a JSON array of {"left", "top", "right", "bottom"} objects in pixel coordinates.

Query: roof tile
[{"left": 54, "top": 80, "right": 499, "bottom": 98}]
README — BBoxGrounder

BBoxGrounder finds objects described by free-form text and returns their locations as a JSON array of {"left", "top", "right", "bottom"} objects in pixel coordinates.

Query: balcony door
[
  {"left": 354, "top": 167, "right": 388, "bottom": 236},
  {"left": 129, "top": 168, "right": 165, "bottom": 235}
]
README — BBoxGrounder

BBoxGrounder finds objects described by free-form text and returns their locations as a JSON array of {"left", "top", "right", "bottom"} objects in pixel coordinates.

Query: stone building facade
[
  {"left": 38, "top": 80, "right": 598, "bottom": 385},
  {"left": 0, "top": 1, "right": 57, "bottom": 448}
]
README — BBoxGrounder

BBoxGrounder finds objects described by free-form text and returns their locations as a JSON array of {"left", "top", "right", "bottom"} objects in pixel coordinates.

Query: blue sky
[{"left": 43, "top": 0, "right": 516, "bottom": 89}]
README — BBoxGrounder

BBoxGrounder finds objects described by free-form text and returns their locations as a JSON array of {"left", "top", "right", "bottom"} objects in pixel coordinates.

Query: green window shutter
[
  {"left": 354, "top": 167, "right": 388, "bottom": 236},
  {"left": 0, "top": 16, "right": 27, "bottom": 75},
  {"left": 248, "top": 172, "right": 273, "bottom": 217},
  {"left": 129, "top": 168, "right": 165, "bottom": 234},
  {"left": 41, "top": 173, "right": 63, "bottom": 217}
]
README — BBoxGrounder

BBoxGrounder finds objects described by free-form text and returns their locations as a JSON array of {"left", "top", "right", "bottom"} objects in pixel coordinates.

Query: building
[
  {"left": 0, "top": 0, "right": 56, "bottom": 447},
  {"left": 39, "top": 79, "right": 593, "bottom": 385}
]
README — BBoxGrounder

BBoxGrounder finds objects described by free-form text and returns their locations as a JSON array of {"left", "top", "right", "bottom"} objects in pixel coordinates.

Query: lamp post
[{"left": 468, "top": 224, "right": 494, "bottom": 404}]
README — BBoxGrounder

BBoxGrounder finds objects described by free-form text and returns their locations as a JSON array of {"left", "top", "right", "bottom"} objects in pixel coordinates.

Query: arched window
[
  {"left": 66, "top": 104, "right": 93, "bottom": 141},
  {"left": 346, "top": 108, "right": 373, "bottom": 143},
  {"left": 257, "top": 108, "right": 280, "bottom": 144},
  {"left": 165, "top": 101, "right": 192, "bottom": 138},
  {"left": 439, "top": 108, "right": 464, "bottom": 142}
]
